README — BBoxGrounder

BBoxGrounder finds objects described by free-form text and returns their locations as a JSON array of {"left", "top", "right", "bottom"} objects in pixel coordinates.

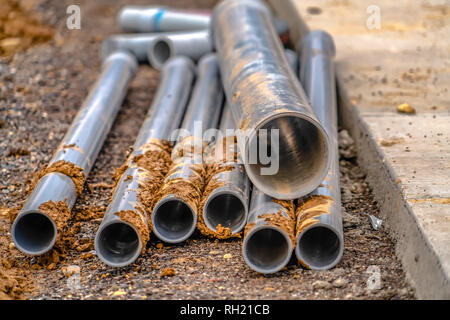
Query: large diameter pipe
[
  {"left": 95, "top": 57, "right": 196, "bottom": 267},
  {"left": 151, "top": 54, "right": 223, "bottom": 243},
  {"left": 242, "top": 187, "right": 295, "bottom": 274},
  {"left": 118, "top": 6, "right": 210, "bottom": 33},
  {"left": 295, "top": 30, "right": 343, "bottom": 270},
  {"left": 11, "top": 51, "right": 137, "bottom": 255},
  {"left": 200, "top": 104, "right": 251, "bottom": 238},
  {"left": 117, "top": 5, "right": 289, "bottom": 35},
  {"left": 212, "top": 0, "right": 331, "bottom": 200},
  {"left": 147, "top": 31, "right": 212, "bottom": 70}
]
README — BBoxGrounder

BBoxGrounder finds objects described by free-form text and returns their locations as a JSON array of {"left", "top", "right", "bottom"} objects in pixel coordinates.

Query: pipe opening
[
  {"left": 247, "top": 115, "right": 328, "bottom": 199},
  {"left": 12, "top": 212, "right": 56, "bottom": 255},
  {"left": 204, "top": 193, "right": 246, "bottom": 233},
  {"left": 152, "top": 39, "right": 172, "bottom": 67},
  {"left": 152, "top": 199, "right": 196, "bottom": 243},
  {"left": 243, "top": 227, "right": 291, "bottom": 273},
  {"left": 296, "top": 226, "right": 341, "bottom": 269},
  {"left": 96, "top": 222, "right": 140, "bottom": 267}
]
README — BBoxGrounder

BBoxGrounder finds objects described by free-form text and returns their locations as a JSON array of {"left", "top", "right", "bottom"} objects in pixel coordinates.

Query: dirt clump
[{"left": 0, "top": 0, "right": 54, "bottom": 57}]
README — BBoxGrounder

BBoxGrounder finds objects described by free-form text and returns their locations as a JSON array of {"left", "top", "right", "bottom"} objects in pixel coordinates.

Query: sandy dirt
[{"left": 0, "top": 0, "right": 415, "bottom": 299}]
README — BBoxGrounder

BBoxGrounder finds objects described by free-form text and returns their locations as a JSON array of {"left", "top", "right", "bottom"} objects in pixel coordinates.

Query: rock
[
  {"left": 312, "top": 280, "right": 332, "bottom": 290},
  {"left": 333, "top": 278, "right": 348, "bottom": 288},
  {"left": 62, "top": 265, "right": 80, "bottom": 277}
]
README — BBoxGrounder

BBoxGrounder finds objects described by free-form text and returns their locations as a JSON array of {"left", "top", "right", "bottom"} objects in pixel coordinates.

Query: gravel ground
[{"left": 0, "top": 0, "right": 415, "bottom": 300}]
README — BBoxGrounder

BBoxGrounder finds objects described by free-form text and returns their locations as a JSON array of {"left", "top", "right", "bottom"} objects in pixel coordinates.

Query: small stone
[
  {"left": 397, "top": 103, "right": 415, "bottom": 114},
  {"left": 62, "top": 265, "right": 80, "bottom": 277},
  {"left": 112, "top": 289, "right": 127, "bottom": 297},
  {"left": 9, "top": 242, "right": 15, "bottom": 250},
  {"left": 160, "top": 268, "right": 175, "bottom": 278},
  {"left": 333, "top": 278, "right": 348, "bottom": 288},
  {"left": 312, "top": 280, "right": 332, "bottom": 290},
  {"left": 223, "top": 253, "right": 232, "bottom": 259}
]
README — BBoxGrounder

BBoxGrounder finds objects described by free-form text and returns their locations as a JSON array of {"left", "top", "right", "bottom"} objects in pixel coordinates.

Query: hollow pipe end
[
  {"left": 242, "top": 225, "right": 293, "bottom": 274},
  {"left": 295, "top": 223, "right": 344, "bottom": 270},
  {"left": 147, "top": 36, "right": 173, "bottom": 70},
  {"left": 11, "top": 210, "right": 58, "bottom": 256},
  {"left": 95, "top": 219, "right": 142, "bottom": 268},
  {"left": 151, "top": 195, "right": 198, "bottom": 243},
  {"left": 202, "top": 188, "right": 248, "bottom": 234},
  {"left": 244, "top": 111, "right": 332, "bottom": 200}
]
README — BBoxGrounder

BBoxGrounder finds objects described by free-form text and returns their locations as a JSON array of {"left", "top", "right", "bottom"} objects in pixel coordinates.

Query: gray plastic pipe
[
  {"left": 117, "top": 5, "right": 289, "bottom": 35},
  {"left": 147, "top": 31, "right": 212, "bottom": 70},
  {"left": 242, "top": 187, "right": 294, "bottom": 274},
  {"left": 295, "top": 30, "right": 344, "bottom": 270},
  {"left": 95, "top": 57, "right": 195, "bottom": 267},
  {"left": 201, "top": 104, "right": 251, "bottom": 235},
  {"left": 118, "top": 6, "right": 210, "bottom": 33},
  {"left": 151, "top": 54, "right": 223, "bottom": 243},
  {"left": 11, "top": 51, "right": 137, "bottom": 255},
  {"left": 102, "top": 32, "right": 211, "bottom": 64},
  {"left": 212, "top": 0, "right": 331, "bottom": 200}
]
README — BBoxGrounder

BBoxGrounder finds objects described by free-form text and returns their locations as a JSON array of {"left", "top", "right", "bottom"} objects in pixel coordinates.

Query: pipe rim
[
  {"left": 95, "top": 219, "right": 142, "bottom": 268},
  {"left": 202, "top": 187, "right": 248, "bottom": 234},
  {"left": 151, "top": 195, "right": 198, "bottom": 243},
  {"left": 148, "top": 36, "right": 173, "bottom": 70},
  {"left": 242, "top": 224, "right": 293, "bottom": 274},
  {"left": 244, "top": 111, "right": 331, "bottom": 200},
  {"left": 11, "top": 210, "right": 57, "bottom": 256},
  {"left": 295, "top": 222, "right": 344, "bottom": 270}
]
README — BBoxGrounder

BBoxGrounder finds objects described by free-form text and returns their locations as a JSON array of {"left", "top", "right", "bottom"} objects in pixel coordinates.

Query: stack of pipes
[{"left": 11, "top": 0, "right": 344, "bottom": 275}]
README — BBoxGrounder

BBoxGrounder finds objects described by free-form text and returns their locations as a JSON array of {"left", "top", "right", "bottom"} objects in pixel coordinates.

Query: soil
[{"left": 0, "top": 0, "right": 415, "bottom": 300}]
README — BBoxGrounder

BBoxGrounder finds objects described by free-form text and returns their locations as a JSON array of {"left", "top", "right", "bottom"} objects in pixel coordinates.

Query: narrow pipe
[
  {"left": 200, "top": 103, "right": 250, "bottom": 237},
  {"left": 102, "top": 32, "right": 211, "bottom": 63},
  {"left": 152, "top": 53, "right": 223, "bottom": 243},
  {"left": 212, "top": 0, "right": 331, "bottom": 200},
  {"left": 117, "top": 5, "right": 289, "bottom": 35},
  {"left": 95, "top": 57, "right": 195, "bottom": 267},
  {"left": 242, "top": 187, "right": 295, "bottom": 274},
  {"left": 295, "top": 30, "right": 344, "bottom": 270},
  {"left": 118, "top": 6, "right": 210, "bottom": 33},
  {"left": 284, "top": 48, "right": 298, "bottom": 73},
  {"left": 11, "top": 51, "right": 137, "bottom": 255},
  {"left": 147, "top": 31, "right": 212, "bottom": 70}
]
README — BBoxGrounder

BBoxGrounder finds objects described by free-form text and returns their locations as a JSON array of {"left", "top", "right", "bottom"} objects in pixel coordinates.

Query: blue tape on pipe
[{"left": 153, "top": 9, "right": 165, "bottom": 32}]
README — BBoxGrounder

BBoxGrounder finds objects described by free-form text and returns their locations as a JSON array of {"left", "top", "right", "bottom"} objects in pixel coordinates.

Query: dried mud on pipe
[
  {"left": 28, "top": 160, "right": 85, "bottom": 196},
  {"left": 114, "top": 210, "right": 149, "bottom": 253},
  {"left": 197, "top": 136, "right": 240, "bottom": 239},
  {"left": 38, "top": 200, "right": 71, "bottom": 237},
  {"left": 110, "top": 140, "right": 173, "bottom": 245},
  {"left": 157, "top": 163, "right": 204, "bottom": 215},
  {"left": 134, "top": 140, "right": 173, "bottom": 215},
  {"left": 295, "top": 195, "right": 334, "bottom": 269},
  {"left": 295, "top": 195, "right": 333, "bottom": 238},
  {"left": 244, "top": 200, "right": 296, "bottom": 247}
]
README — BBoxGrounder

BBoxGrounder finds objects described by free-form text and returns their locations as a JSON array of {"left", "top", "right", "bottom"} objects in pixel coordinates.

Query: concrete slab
[{"left": 269, "top": 0, "right": 450, "bottom": 298}]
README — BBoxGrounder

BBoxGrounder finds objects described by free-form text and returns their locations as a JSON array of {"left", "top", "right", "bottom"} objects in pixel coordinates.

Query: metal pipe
[
  {"left": 118, "top": 6, "right": 210, "bottom": 33},
  {"left": 95, "top": 57, "right": 195, "bottom": 267},
  {"left": 117, "top": 5, "right": 289, "bottom": 35},
  {"left": 11, "top": 51, "right": 138, "bottom": 255},
  {"left": 295, "top": 30, "right": 343, "bottom": 270},
  {"left": 147, "top": 31, "right": 212, "bottom": 70},
  {"left": 284, "top": 48, "right": 298, "bottom": 73},
  {"left": 242, "top": 187, "right": 295, "bottom": 274},
  {"left": 200, "top": 103, "right": 251, "bottom": 237},
  {"left": 151, "top": 53, "right": 223, "bottom": 243},
  {"left": 212, "top": 0, "right": 331, "bottom": 200}
]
